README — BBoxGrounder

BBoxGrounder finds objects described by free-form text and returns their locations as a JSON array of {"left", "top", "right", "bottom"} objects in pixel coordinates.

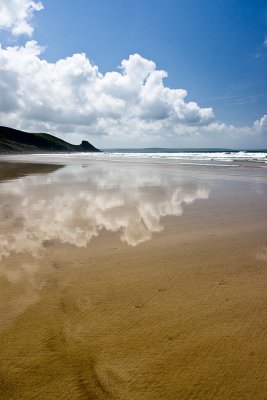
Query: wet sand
[{"left": 0, "top": 160, "right": 267, "bottom": 399}]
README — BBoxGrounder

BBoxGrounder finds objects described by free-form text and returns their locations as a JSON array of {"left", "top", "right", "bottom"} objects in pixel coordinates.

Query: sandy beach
[{"left": 0, "top": 158, "right": 267, "bottom": 399}]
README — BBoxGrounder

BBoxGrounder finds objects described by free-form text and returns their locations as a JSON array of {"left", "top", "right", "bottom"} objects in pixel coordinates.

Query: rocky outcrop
[{"left": 0, "top": 126, "right": 101, "bottom": 154}]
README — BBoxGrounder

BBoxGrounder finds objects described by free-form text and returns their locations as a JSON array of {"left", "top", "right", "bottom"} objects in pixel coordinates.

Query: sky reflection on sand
[{"left": 0, "top": 163, "right": 210, "bottom": 259}]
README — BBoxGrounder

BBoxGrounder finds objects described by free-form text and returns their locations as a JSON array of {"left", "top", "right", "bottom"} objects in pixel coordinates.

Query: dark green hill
[{"left": 0, "top": 126, "right": 101, "bottom": 153}]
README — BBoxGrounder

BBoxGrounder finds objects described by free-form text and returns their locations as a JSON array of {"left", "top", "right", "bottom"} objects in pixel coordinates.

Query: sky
[{"left": 0, "top": 0, "right": 266, "bottom": 148}]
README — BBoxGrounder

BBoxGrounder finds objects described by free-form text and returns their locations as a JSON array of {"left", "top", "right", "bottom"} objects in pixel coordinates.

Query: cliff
[{"left": 0, "top": 126, "right": 101, "bottom": 154}]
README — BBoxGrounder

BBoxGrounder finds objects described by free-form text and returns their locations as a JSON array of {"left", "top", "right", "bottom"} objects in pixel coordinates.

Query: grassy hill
[{"left": 0, "top": 126, "right": 101, "bottom": 153}]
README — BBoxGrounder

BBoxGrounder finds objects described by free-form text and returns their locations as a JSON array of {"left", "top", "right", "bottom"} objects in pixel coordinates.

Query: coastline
[{"left": 1, "top": 149, "right": 266, "bottom": 167}]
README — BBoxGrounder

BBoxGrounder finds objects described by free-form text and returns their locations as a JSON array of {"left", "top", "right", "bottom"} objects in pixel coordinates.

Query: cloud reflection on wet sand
[
  {"left": 0, "top": 164, "right": 210, "bottom": 260},
  {"left": 1, "top": 163, "right": 267, "bottom": 400}
]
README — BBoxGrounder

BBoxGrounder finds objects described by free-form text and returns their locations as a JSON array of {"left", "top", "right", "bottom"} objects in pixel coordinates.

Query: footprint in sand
[
  {"left": 166, "top": 333, "right": 180, "bottom": 342},
  {"left": 133, "top": 304, "right": 144, "bottom": 309}
]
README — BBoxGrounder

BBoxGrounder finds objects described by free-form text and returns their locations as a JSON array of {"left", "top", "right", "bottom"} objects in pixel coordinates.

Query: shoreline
[{"left": 1, "top": 150, "right": 267, "bottom": 168}]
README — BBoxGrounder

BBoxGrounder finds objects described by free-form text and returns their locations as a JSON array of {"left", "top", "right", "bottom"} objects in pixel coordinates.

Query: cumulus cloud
[
  {"left": 0, "top": 40, "right": 217, "bottom": 141},
  {"left": 0, "top": 34, "right": 265, "bottom": 144},
  {"left": 254, "top": 115, "right": 267, "bottom": 133},
  {"left": 0, "top": 0, "right": 43, "bottom": 36}
]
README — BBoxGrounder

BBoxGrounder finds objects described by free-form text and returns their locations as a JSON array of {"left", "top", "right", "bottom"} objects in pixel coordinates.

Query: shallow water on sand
[{"left": 0, "top": 160, "right": 267, "bottom": 399}]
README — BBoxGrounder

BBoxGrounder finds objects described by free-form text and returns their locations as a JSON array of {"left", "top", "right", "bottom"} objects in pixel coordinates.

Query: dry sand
[{"left": 0, "top": 160, "right": 266, "bottom": 399}]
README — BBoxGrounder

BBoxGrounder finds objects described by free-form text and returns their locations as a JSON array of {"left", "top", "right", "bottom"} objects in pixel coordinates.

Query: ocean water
[
  {"left": 101, "top": 149, "right": 267, "bottom": 164},
  {"left": 1, "top": 148, "right": 267, "bottom": 167}
]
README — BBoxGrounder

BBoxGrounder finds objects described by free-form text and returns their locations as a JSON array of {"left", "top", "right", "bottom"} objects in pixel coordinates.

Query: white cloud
[
  {"left": 0, "top": 0, "right": 43, "bottom": 36},
  {"left": 254, "top": 115, "right": 267, "bottom": 133},
  {"left": 0, "top": 41, "right": 217, "bottom": 142},
  {"left": 0, "top": 39, "right": 265, "bottom": 145},
  {"left": 264, "top": 38, "right": 267, "bottom": 48}
]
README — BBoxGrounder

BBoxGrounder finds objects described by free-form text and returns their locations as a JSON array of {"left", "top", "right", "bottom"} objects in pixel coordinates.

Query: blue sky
[{"left": 0, "top": 0, "right": 266, "bottom": 148}]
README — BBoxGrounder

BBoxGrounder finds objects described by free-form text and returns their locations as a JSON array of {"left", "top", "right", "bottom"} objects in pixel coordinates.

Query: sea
[
  {"left": 1, "top": 148, "right": 267, "bottom": 168},
  {"left": 103, "top": 148, "right": 267, "bottom": 161}
]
